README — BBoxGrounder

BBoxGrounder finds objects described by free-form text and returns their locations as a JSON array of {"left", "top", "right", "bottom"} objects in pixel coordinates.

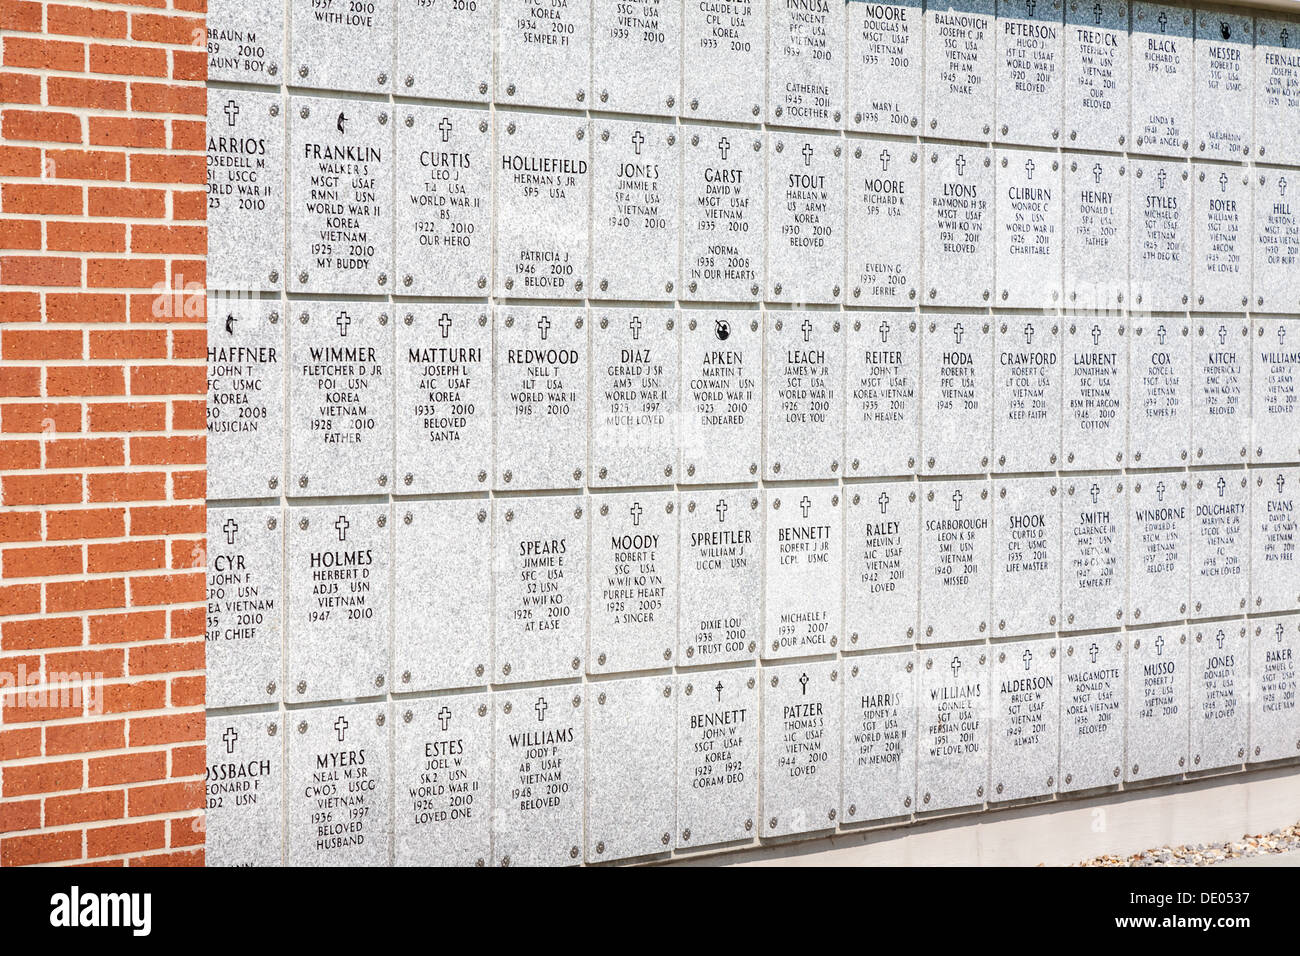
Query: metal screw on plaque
[{"left": 296, "top": 680, "right": 307, "bottom": 695}]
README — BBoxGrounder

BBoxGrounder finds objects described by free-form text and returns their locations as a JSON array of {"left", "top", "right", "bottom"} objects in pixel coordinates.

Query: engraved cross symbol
[
  {"left": 799, "top": 672, "right": 809, "bottom": 695},
  {"left": 1283, "top": 28, "right": 1291, "bottom": 47},
  {"left": 716, "top": 498, "right": 728, "bottom": 523},
  {"left": 437, "top": 706, "right": 452, "bottom": 731},
  {"left": 1157, "top": 167, "right": 1168, "bottom": 190},
  {"left": 630, "top": 502, "right": 643, "bottom": 526},
  {"left": 1155, "top": 635, "right": 1165, "bottom": 656},
  {"left": 1088, "top": 643, "right": 1100, "bottom": 663},
  {"left": 537, "top": 314, "right": 551, "bottom": 340},
  {"left": 1025, "top": 0, "right": 1036, "bottom": 16},
  {"left": 801, "top": 318, "right": 813, "bottom": 342},
  {"left": 632, "top": 130, "right": 645, "bottom": 155},
  {"left": 1024, "top": 157, "right": 1036, "bottom": 180},
  {"left": 438, "top": 312, "right": 452, "bottom": 338},
  {"left": 439, "top": 117, "right": 452, "bottom": 142},
  {"left": 222, "top": 517, "right": 239, "bottom": 545},
  {"left": 224, "top": 99, "right": 240, "bottom": 127},
  {"left": 718, "top": 136, "right": 730, "bottom": 160},
  {"left": 1278, "top": 473, "right": 1287, "bottom": 494},
  {"left": 334, "top": 715, "right": 349, "bottom": 742},
  {"left": 1093, "top": 162, "right": 1103, "bottom": 184},
  {"left": 1093, "top": 1, "right": 1103, "bottom": 24},
  {"left": 1217, "top": 475, "right": 1226, "bottom": 497},
  {"left": 879, "top": 148, "right": 892, "bottom": 171},
  {"left": 535, "top": 697, "right": 548, "bottom": 722},
  {"left": 1024, "top": 323, "right": 1035, "bottom": 345},
  {"left": 1022, "top": 648, "right": 1033, "bottom": 671},
  {"left": 715, "top": 681, "right": 724, "bottom": 702},
  {"left": 951, "top": 656, "right": 962, "bottom": 678},
  {"left": 1217, "top": 325, "right": 1228, "bottom": 344},
  {"left": 1090, "top": 483, "right": 1100, "bottom": 504},
  {"left": 336, "top": 311, "right": 351, "bottom": 337},
  {"left": 225, "top": 314, "right": 237, "bottom": 335},
  {"left": 1156, "top": 324, "right": 1168, "bottom": 344},
  {"left": 335, "top": 515, "right": 349, "bottom": 542},
  {"left": 879, "top": 491, "right": 890, "bottom": 515},
  {"left": 953, "top": 322, "right": 965, "bottom": 344},
  {"left": 1157, "top": 9, "right": 1168, "bottom": 32},
  {"left": 1219, "top": 172, "right": 1229, "bottom": 193},
  {"left": 1091, "top": 324, "right": 1102, "bottom": 345},
  {"left": 952, "top": 488, "right": 963, "bottom": 512},
  {"left": 1280, "top": 326, "right": 1288, "bottom": 346},
  {"left": 1155, "top": 481, "right": 1167, "bottom": 502},
  {"left": 1280, "top": 177, "right": 1289, "bottom": 197},
  {"left": 629, "top": 314, "right": 642, "bottom": 341},
  {"left": 223, "top": 726, "right": 238, "bottom": 754},
  {"left": 955, "top": 154, "right": 967, "bottom": 177},
  {"left": 879, "top": 319, "right": 891, "bottom": 343},
  {"left": 799, "top": 496, "right": 812, "bottom": 518},
  {"left": 1215, "top": 630, "right": 1225, "bottom": 650},
  {"left": 802, "top": 143, "right": 814, "bottom": 166},
  {"left": 1278, "top": 624, "right": 1286, "bottom": 643}
]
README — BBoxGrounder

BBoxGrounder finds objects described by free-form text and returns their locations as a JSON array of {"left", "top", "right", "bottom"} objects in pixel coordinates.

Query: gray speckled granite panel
[
  {"left": 1062, "top": 0, "right": 1130, "bottom": 152},
  {"left": 920, "top": 479, "right": 993, "bottom": 644},
  {"left": 1194, "top": 9, "right": 1253, "bottom": 160},
  {"left": 1251, "top": 319, "right": 1300, "bottom": 464},
  {"left": 1130, "top": 1, "right": 1192, "bottom": 157},
  {"left": 680, "top": 127, "right": 765, "bottom": 303},
  {"left": 845, "top": 480, "right": 919, "bottom": 650},
  {"left": 842, "top": 650, "right": 917, "bottom": 821},
  {"left": 1249, "top": 616, "right": 1300, "bottom": 763},
  {"left": 1058, "top": 633, "right": 1124, "bottom": 792},
  {"left": 847, "top": 141, "right": 921, "bottom": 307},
  {"left": 916, "top": 645, "right": 990, "bottom": 811},
  {"left": 678, "top": 489, "right": 761, "bottom": 668},
  {"left": 592, "top": 0, "right": 680, "bottom": 116},
  {"left": 924, "top": 0, "right": 996, "bottom": 141},
  {"left": 768, "top": 0, "right": 845, "bottom": 129},
  {"left": 1192, "top": 319, "right": 1250, "bottom": 465},
  {"left": 289, "top": 0, "right": 392, "bottom": 94},
  {"left": 847, "top": 0, "right": 924, "bottom": 136},
  {"left": 1062, "top": 154, "right": 1128, "bottom": 310},
  {"left": 396, "top": 0, "right": 491, "bottom": 102},
  {"left": 205, "top": 712, "right": 283, "bottom": 867},
  {"left": 675, "top": 669, "right": 759, "bottom": 848},
  {"left": 995, "top": 0, "right": 1064, "bottom": 148},
  {"left": 991, "top": 477, "right": 1061, "bottom": 638},
  {"left": 679, "top": 310, "right": 761, "bottom": 484},
  {"left": 1061, "top": 477, "right": 1127, "bottom": 632},
  {"left": 994, "top": 316, "right": 1062, "bottom": 473},
  {"left": 1061, "top": 317, "right": 1127, "bottom": 470},
  {"left": 761, "top": 659, "right": 841, "bottom": 838},
  {"left": 766, "top": 132, "right": 845, "bottom": 305},
  {"left": 1189, "top": 622, "right": 1248, "bottom": 772},
  {"left": 764, "top": 310, "right": 844, "bottom": 480},
  {"left": 989, "top": 637, "right": 1060, "bottom": 801},
  {"left": 206, "top": 505, "right": 282, "bottom": 709},
  {"left": 1129, "top": 159, "right": 1191, "bottom": 311},
  {"left": 996, "top": 148, "right": 1062, "bottom": 308},
  {"left": 207, "top": 0, "right": 283, "bottom": 84},
  {"left": 1189, "top": 470, "right": 1250, "bottom": 620},
  {"left": 924, "top": 145, "right": 995, "bottom": 308},
  {"left": 1193, "top": 165, "right": 1252, "bottom": 312},
  {"left": 1127, "top": 474, "right": 1190, "bottom": 625},
  {"left": 1127, "top": 318, "right": 1191, "bottom": 468},
  {"left": 1254, "top": 17, "right": 1300, "bottom": 166},
  {"left": 1124, "top": 627, "right": 1189, "bottom": 782},
  {"left": 763, "top": 488, "right": 842, "bottom": 661},
  {"left": 921, "top": 314, "right": 993, "bottom": 475},
  {"left": 496, "top": 0, "right": 591, "bottom": 110},
  {"left": 1251, "top": 466, "right": 1300, "bottom": 615},
  {"left": 845, "top": 313, "right": 919, "bottom": 478},
  {"left": 1254, "top": 172, "right": 1300, "bottom": 314},
  {"left": 681, "top": 0, "right": 765, "bottom": 124}
]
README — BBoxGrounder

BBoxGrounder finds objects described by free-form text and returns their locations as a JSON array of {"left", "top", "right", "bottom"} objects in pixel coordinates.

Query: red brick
[
  {"left": 0, "top": 255, "right": 81, "bottom": 285},
  {"left": 171, "top": 50, "right": 205, "bottom": 83},
  {"left": 131, "top": 435, "right": 202, "bottom": 465},
  {"left": 89, "top": 116, "right": 164, "bottom": 149},
  {"left": 90, "top": 43, "right": 167, "bottom": 77},
  {"left": 46, "top": 364, "right": 124, "bottom": 397},
  {"left": 88, "top": 539, "right": 164, "bottom": 573},
  {"left": 168, "top": 813, "right": 204, "bottom": 848},
  {"left": 102, "top": 680, "right": 165, "bottom": 713},
  {"left": 2, "top": 328, "right": 82, "bottom": 360},
  {"left": 0, "top": 727, "right": 42, "bottom": 761},
  {"left": 46, "top": 291, "right": 127, "bottom": 324},
  {"left": 1, "top": 108, "right": 82, "bottom": 143},
  {"left": 1, "top": 401, "right": 81, "bottom": 433},
  {"left": 46, "top": 220, "right": 127, "bottom": 252},
  {"left": 0, "top": 290, "right": 40, "bottom": 323},
  {"left": 3, "top": 543, "right": 82, "bottom": 577},
  {"left": 91, "top": 329, "right": 167, "bottom": 359},
  {"left": 2, "top": 472, "right": 82, "bottom": 505},
  {"left": 0, "top": 510, "right": 41, "bottom": 543},
  {"left": 132, "top": 223, "right": 205, "bottom": 255},
  {"left": 46, "top": 149, "right": 127, "bottom": 181},
  {"left": 88, "top": 820, "right": 165, "bottom": 858},
  {"left": 88, "top": 471, "right": 165, "bottom": 502},
  {"left": 44, "top": 576, "right": 124, "bottom": 613},
  {"left": 2, "top": 759, "right": 83, "bottom": 797},
  {"left": 0, "top": 1, "right": 43, "bottom": 32},
  {"left": 88, "top": 750, "right": 164, "bottom": 787},
  {"left": 87, "top": 257, "right": 166, "bottom": 289},
  {"left": 0, "top": 144, "right": 41, "bottom": 177},
  {"left": 45, "top": 788, "right": 124, "bottom": 826},
  {"left": 46, "top": 507, "right": 124, "bottom": 541},
  {"left": 128, "top": 848, "right": 201, "bottom": 867},
  {"left": 45, "top": 719, "right": 125, "bottom": 756},
  {"left": 131, "top": 13, "right": 203, "bottom": 45},
  {"left": 129, "top": 365, "right": 204, "bottom": 395},
  {"left": 131, "top": 81, "right": 204, "bottom": 115},
  {"left": 128, "top": 712, "right": 201, "bottom": 748},
  {"left": 88, "top": 609, "right": 164, "bottom": 644},
  {"left": 0, "top": 798, "right": 41, "bottom": 832},
  {"left": 130, "top": 504, "right": 203, "bottom": 536},
  {"left": 1, "top": 830, "right": 83, "bottom": 866},
  {"left": 0, "top": 70, "right": 41, "bottom": 104},
  {"left": 170, "top": 675, "right": 203, "bottom": 708},
  {"left": 0, "top": 582, "right": 40, "bottom": 615},
  {"left": 129, "top": 639, "right": 202, "bottom": 676},
  {"left": 1, "top": 615, "right": 82, "bottom": 651},
  {"left": 129, "top": 153, "right": 204, "bottom": 184},
  {"left": 171, "top": 188, "right": 204, "bottom": 221},
  {"left": 0, "top": 439, "right": 40, "bottom": 470},
  {"left": 88, "top": 185, "right": 165, "bottom": 218},
  {"left": 90, "top": 401, "right": 167, "bottom": 432},
  {"left": 0, "top": 216, "right": 40, "bottom": 248},
  {"left": 126, "top": 779, "right": 202, "bottom": 816},
  {"left": 170, "top": 469, "right": 204, "bottom": 500},
  {"left": 48, "top": 4, "right": 129, "bottom": 39},
  {"left": 47, "top": 76, "right": 127, "bottom": 111},
  {"left": 3, "top": 37, "right": 85, "bottom": 72}
]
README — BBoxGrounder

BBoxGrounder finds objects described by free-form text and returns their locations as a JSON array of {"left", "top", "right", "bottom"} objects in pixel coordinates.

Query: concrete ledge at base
[{"left": 667, "top": 763, "right": 1300, "bottom": 867}]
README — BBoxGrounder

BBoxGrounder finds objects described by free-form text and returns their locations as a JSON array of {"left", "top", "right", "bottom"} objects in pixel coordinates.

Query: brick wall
[{"left": 0, "top": 0, "right": 206, "bottom": 866}]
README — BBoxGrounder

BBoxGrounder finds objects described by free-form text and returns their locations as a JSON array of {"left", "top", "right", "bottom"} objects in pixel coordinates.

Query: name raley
[{"left": 50, "top": 886, "right": 151, "bottom": 937}]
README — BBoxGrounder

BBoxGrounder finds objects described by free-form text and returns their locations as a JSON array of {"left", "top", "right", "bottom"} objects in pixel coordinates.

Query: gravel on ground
[{"left": 1076, "top": 823, "right": 1300, "bottom": 866}]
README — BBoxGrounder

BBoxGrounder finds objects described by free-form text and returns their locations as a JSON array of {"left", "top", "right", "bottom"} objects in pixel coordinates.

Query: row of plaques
[
  {"left": 208, "top": 304, "right": 1300, "bottom": 497},
  {"left": 206, "top": 0, "right": 1300, "bottom": 164},
  {"left": 206, "top": 471, "right": 1299, "bottom": 707},
  {"left": 209, "top": 90, "right": 1300, "bottom": 313},
  {"left": 206, "top": 619, "right": 1300, "bottom": 866}
]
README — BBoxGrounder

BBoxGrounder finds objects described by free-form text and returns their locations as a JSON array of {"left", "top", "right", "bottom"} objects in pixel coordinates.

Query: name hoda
[{"left": 50, "top": 886, "right": 151, "bottom": 937}]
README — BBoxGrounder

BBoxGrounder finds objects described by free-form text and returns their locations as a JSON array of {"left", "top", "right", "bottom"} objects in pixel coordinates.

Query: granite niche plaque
[
  {"left": 917, "top": 646, "right": 989, "bottom": 811},
  {"left": 1192, "top": 319, "right": 1249, "bottom": 464},
  {"left": 996, "top": 0, "right": 1064, "bottom": 148},
  {"left": 590, "top": 307, "right": 678, "bottom": 487},
  {"left": 586, "top": 677, "right": 675, "bottom": 862},
  {"left": 1061, "top": 479, "right": 1126, "bottom": 632},
  {"left": 1194, "top": 9, "right": 1253, "bottom": 160},
  {"left": 394, "top": 500, "right": 490, "bottom": 694},
  {"left": 921, "top": 315, "right": 992, "bottom": 474},
  {"left": 994, "top": 317, "right": 1061, "bottom": 473},
  {"left": 846, "top": 481, "right": 919, "bottom": 650},
  {"left": 1255, "top": 18, "right": 1300, "bottom": 167},
  {"left": 288, "top": 703, "right": 390, "bottom": 867},
  {"left": 764, "top": 489, "right": 842, "bottom": 661},
  {"left": 921, "top": 479, "right": 992, "bottom": 644},
  {"left": 396, "top": 0, "right": 491, "bottom": 102},
  {"left": 394, "top": 306, "right": 491, "bottom": 496},
  {"left": 495, "top": 113, "right": 590, "bottom": 299},
  {"left": 1252, "top": 319, "right": 1300, "bottom": 463},
  {"left": 207, "top": 89, "right": 283, "bottom": 292},
  {"left": 676, "top": 669, "right": 759, "bottom": 848},
  {"left": 289, "top": 302, "right": 393, "bottom": 497},
  {"left": 1127, "top": 319, "right": 1190, "bottom": 468},
  {"left": 1189, "top": 470, "right": 1249, "bottom": 620},
  {"left": 1254, "top": 172, "right": 1300, "bottom": 314},
  {"left": 206, "top": 298, "right": 284, "bottom": 500},
  {"left": 1130, "top": 1, "right": 1192, "bottom": 156},
  {"left": 992, "top": 478, "right": 1060, "bottom": 638},
  {"left": 290, "top": 0, "right": 392, "bottom": 94},
  {"left": 925, "top": 0, "right": 996, "bottom": 142},
  {"left": 1193, "top": 166, "right": 1251, "bottom": 312},
  {"left": 1129, "top": 160, "right": 1190, "bottom": 311},
  {"left": 678, "top": 490, "right": 760, "bottom": 667},
  {"left": 681, "top": 0, "right": 764, "bottom": 124},
  {"left": 393, "top": 693, "right": 492, "bottom": 867},
  {"left": 496, "top": 0, "right": 591, "bottom": 110},
  {"left": 1058, "top": 635, "right": 1124, "bottom": 793},
  {"left": 996, "top": 148, "right": 1062, "bottom": 308},
  {"left": 1189, "top": 623, "right": 1247, "bottom": 772},
  {"left": 395, "top": 106, "right": 491, "bottom": 298},
  {"left": 924, "top": 145, "right": 995, "bottom": 307},
  {"left": 205, "top": 712, "right": 282, "bottom": 867},
  {"left": 493, "top": 688, "right": 584, "bottom": 867},
  {"left": 768, "top": 0, "right": 844, "bottom": 129},
  {"left": 592, "top": 0, "right": 680, "bottom": 116},
  {"left": 207, "top": 0, "right": 283, "bottom": 84},
  {"left": 494, "top": 306, "right": 587, "bottom": 491},
  {"left": 847, "top": 0, "right": 924, "bottom": 135},
  {"left": 592, "top": 120, "right": 679, "bottom": 301},
  {"left": 846, "top": 313, "right": 919, "bottom": 477},
  {"left": 1062, "top": 156, "right": 1128, "bottom": 310},
  {"left": 766, "top": 132, "right": 845, "bottom": 304},
  {"left": 206, "top": 506, "right": 282, "bottom": 709},
  {"left": 1251, "top": 467, "right": 1300, "bottom": 615},
  {"left": 1124, "top": 628, "right": 1189, "bottom": 783},
  {"left": 679, "top": 311, "right": 760, "bottom": 484},
  {"left": 764, "top": 311, "right": 843, "bottom": 480},
  {"left": 847, "top": 141, "right": 921, "bottom": 306},
  {"left": 1062, "top": 0, "right": 1130, "bottom": 152},
  {"left": 990, "top": 638, "right": 1060, "bottom": 801},
  {"left": 287, "top": 504, "right": 390, "bottom": 704},
  {"left": 289, "top": 96, "right": 393, "bottom": 295},
  {"left": 494, "top": 495, "right": 587, "bottom": 685},
  {"left": 681, "top": 127, "right": 764, "bottom": 303},
  {"left": 761, "top": 660, "right": 841, "bottom": 838},
  {"left": 1249, "top": 617, "right": 1300, "bottom": 763},
  {"left": 843, "top": 650, "right": 917, "bottom": 822},
  {"left": 589, "top": 491, "right": 678, "bottom": 675},
  {"left": 1062, "top": 317, "right": 1126, "bottom": 470},
  {"left": 1127, "top": 475, "right": 1190, "bottom": 625}
]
